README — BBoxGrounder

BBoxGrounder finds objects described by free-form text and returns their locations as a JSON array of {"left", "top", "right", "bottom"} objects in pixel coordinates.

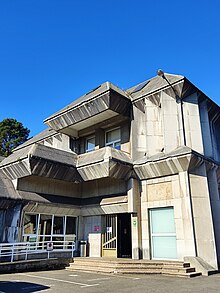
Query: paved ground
[{"left": 0, "top": 269, "right": 220, "bottom": 293}]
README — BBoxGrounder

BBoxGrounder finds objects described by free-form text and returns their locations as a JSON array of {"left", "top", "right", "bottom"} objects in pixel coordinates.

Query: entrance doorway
[
  {"left": 117, "top": 213, "right": 132, "bottom": 258},
  {"left": 102, "top": 213, "right": 132, "bottom": 258}
]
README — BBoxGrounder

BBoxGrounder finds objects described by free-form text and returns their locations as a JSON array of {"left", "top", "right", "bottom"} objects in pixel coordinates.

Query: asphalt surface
[{"left": 0, "top": 269, "right": 220, "bottom": 293}]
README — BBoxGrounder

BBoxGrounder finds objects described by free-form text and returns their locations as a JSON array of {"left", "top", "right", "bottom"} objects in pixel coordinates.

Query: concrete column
[
  {"left": 178, "top": 172, "right": 197, "bottom": 257},
  {"left": 199, "top": 100, "right": 213, "bottom": 157},
  {"left": 207, "top": 166, "right": 220, "bottom": 265},
  {"left": 183, "top": 93, "right": 204, "bottom": 154},
  {"left": 189, "top": 163, "right": 218, "bottom": 268},
  {"left": 127, "top": 178, "right": 141, "bottom": 259}
]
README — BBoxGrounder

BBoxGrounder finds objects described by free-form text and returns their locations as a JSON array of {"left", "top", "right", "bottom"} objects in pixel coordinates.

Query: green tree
[{"left": 0, "top": 118, "right": 30, "bottom": 156}]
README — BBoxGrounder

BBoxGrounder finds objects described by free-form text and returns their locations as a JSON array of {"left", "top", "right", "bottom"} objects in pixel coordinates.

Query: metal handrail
[{"left": 0, "top": 240, "right": 76, "bottom": 262}]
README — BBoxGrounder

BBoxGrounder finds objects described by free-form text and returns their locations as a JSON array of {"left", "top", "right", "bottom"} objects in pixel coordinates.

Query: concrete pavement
[{"left": 0, "top": 269, "right": 220, "bottom": 292}]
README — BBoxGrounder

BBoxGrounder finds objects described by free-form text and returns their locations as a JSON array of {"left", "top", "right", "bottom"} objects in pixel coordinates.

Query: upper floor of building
[{"left": 1, "top": 71, "right": 220, "bottom": 184}]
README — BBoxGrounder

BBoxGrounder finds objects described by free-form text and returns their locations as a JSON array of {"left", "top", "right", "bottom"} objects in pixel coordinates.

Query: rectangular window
[
  {"left": 150, "top": 207, "right": 177, "bottom": 259},
  {"left": 66, "top": 217, "right": 76, "bottom": 235},
  {"left": 105, "top": 128, "right": 121, "bottom": 150},
  {"left": 23, "top": 213, "right": 76, "bottom": 243},
  {"left": 23, "top": 214, "right": 38, "bottom": 235},
  {"left": 39, "top": 214, "right": 52, "bottom": 236},
  {"left": 86, "top": 136, "right": 95, "bottom": 152},
  {"left": 53, "top": 216, "right": 64, "bottom": 235}
]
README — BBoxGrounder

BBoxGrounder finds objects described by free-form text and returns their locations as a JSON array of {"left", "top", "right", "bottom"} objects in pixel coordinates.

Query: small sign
[
  {"left": 47, "top": 242, "right": 54, "bottom": 251},
  {"left": 133, "top": 219, "right": 137, "bottom": 227},
  {"left": 106, "top": 226, "right": 112, "bottom": 233},
  {"left": 94, "top": 225, "right": 100, "bottom": 232}
]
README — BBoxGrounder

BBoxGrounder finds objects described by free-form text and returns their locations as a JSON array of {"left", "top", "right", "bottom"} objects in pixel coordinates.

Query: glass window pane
[
  {"left": 114, "top": 142, "right": 121, "bottom": 150},
  {"left": 66, "top": 217, "right": 76, "bottom": 235},
  {"left": 152, "top": 236, "right": 177, "bottom": 259},
  {"left": 53, "top": 216, "right": 64, "bottom": 235},
  {"left": 39, "top": 214, "right": 52, "bottom": 235},
  {"left": 106, "top": 129, "right": 120, "bottom": 143},
  {"left": 151, "top": 208, "right": 176, "bottom": 234},
  {"left": 23, "top": 214, "right": 38, "bottom": 235},
  {"left": 86, "top": 137, "right": 95, "bottom": 152}
]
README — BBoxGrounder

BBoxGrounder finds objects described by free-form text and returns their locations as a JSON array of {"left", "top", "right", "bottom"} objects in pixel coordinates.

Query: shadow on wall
[{"left": 0, "top": 281, "right": 50, "bottom": 292}]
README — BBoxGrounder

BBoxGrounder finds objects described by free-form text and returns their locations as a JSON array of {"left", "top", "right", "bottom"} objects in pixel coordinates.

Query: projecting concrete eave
[
  {"left": 0, "top": 143, "right": 82, "bottom": 183},
  {"left": 77, "top": 146, "right": 133, "bottom": 181},
  {"left": 43, "top": 82, "right": 132, "bottom": 136},
  {"left": 133, "top": 146, "right": 209, "bottom": 179}
]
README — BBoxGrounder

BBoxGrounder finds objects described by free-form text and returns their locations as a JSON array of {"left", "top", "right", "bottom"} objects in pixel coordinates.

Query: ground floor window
[
  {"left": 23, "top": 213, "right": 77, "bottom": 245},
  {"left": 149, "top": 207, "right": 177, "bottom": 259}
]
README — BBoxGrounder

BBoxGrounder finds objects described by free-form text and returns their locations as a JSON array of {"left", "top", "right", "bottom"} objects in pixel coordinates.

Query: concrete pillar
[
  {"left": 127, "top": 178, "right": 141, "bottom": 259},
  {"left": 199, "top": 100, "right": 213, "bottom": 157},
  {"left": 189, "top": 163, "right": 218, "bottom": 268},
  {"left": 183, "top": 93, "right": 204, "bottom": 154},
  {"left": 207, "top": 166, "right": 220, "bottom": 265}
]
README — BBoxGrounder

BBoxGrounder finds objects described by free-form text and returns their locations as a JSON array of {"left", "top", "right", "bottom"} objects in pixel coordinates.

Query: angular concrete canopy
[
  {"left": 44, "top": 82, "right": 132, "bottom": 136},
  {"left": 77, "top": 147, "right": 132, "bottom": 181},
  {"left": 0, "top": 144, "right": 132, "bottom": 182},
  {"left": 0, "top": 143, "right": 81, "bottom": 182},
  {"left": 134, "top": 146, "right": 204, "bottom": 179}
]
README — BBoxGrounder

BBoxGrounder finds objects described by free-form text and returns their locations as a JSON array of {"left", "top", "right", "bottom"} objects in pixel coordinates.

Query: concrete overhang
[
  {"left": 133, "top": 146, "right": 204, "bottom": 180},
  {"left": 44, "top": 82, "right": 131, "bottom": 136},
  {"left": 128, "top": 74, "right": 199, "bottom": 111},
  {"left": 77, "top": 147, "right": 132, "bottom": 181},
  {"left": 0, "top": 143, "right": 82, "bottom": 183}
]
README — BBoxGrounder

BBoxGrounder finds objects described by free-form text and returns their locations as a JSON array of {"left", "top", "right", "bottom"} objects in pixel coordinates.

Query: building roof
[
  {"left": 127, "top": 73, "right": 185, "bottom": 101},
  {"left": 44, "top": 81, "right": 130, "bottom": 123},
  {"left": 14, "top": 127, "right": 56, "bottom": 152}
]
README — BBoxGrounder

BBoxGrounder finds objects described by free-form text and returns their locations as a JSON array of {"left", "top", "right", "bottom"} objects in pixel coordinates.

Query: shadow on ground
[{"left": 0, "top": 280, "right": 50, "bottom": 292}]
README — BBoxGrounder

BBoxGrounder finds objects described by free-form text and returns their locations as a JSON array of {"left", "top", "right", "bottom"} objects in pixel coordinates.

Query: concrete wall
[
  {"left": 131, "top": 106, "right": 147, "bottom": 161},
  {"left": 139, "top": 173, "right": 208, "bottom": 262},
  {"left": 43, "top": 133, "right": 72, "bottom": 152},
  {"left": 144, "top": 97, "right": 163, "bottom": 156},
  {"left": 207, "top": 166, "right": 220, "bottom": 265},
  {"left": 81, "top": 178, "right": 127, "bottom": 199},
  {"left": 209, "top": 119, "right": 220, "bottom": 162},
  {"left": 199, "top": 100, "right": 213, "bottom": 157},
  {"left": 17, "top": 176, "right": 81, "bottom": 198},
  {"left": 189, "top": 163, "right": 218, "bottom": 268},
  {"left": 183, "top": 93, "right": 204, "bottom": 154}
]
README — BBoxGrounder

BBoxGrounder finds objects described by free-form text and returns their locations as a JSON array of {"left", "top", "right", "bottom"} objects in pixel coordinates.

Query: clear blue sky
[{"left": 0, "top": 0, "right": 220, "bottom": 137}]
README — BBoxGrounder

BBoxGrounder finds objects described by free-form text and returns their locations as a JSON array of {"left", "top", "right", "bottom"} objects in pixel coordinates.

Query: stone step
[
  {"left": 66, "top": 258, "right": 201, "bottom": 278},
  {"left": 69, "top": 263, "right": 193, "bottom": 273}
]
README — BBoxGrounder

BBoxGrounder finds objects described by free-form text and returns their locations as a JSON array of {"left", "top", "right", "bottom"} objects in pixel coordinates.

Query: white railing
[{"left": 0, "top": 240, "right": 76, "bottom": 262}]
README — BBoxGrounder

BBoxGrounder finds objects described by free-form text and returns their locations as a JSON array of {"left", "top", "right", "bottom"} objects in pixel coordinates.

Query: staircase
[{"left": 66, "top": 257, "right": 201, "bottom": 278}]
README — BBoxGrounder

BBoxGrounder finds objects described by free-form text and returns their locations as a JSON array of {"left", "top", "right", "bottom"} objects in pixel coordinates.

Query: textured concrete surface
[{"left": 0, "top": 269, "right": 220, "bottom": 293}]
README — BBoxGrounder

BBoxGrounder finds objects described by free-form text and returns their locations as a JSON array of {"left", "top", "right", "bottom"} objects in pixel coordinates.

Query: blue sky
[{"left": 0, "top": 0, "right": 220, "bottom": 137}]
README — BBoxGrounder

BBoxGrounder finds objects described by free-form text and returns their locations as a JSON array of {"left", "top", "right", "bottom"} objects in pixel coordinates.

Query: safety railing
[{"left": 0, "top": 240, "right": 76, "bottom": 262}]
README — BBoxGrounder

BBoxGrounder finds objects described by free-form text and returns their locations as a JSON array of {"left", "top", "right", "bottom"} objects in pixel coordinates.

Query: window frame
[
  {"left": 85, "top": 136, "right": 96, "bottom": 153},
  {"left": 22, "top": 213, "right": 77, "bottom": 243},
  {"left": 105, "top": 127, "right": 121, "bottom": 150}
]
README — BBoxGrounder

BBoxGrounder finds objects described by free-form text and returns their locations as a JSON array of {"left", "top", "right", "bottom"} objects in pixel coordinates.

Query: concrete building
[{"left": 0, "top": 71, "right": 220, "bottom": 270}]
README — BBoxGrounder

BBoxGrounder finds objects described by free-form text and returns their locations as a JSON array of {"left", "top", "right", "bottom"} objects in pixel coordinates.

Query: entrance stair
[{"left": 66, "top": 257, "right": 201, "bottom": 278}]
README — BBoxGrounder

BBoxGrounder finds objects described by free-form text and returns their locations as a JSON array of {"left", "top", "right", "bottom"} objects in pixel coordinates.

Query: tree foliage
[{"left": 0, "top": 118, "right": 30, "bottom": 157}]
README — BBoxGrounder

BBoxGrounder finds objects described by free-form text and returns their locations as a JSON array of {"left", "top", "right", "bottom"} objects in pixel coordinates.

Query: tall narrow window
[
  {"left": 150, "top": 207, "right": 177, "bottom": 259},
  {"left": 53, "top": 216, "right": 64, "bottom": 235},
  {"left": 105, "top": 128, "right": 121, "bottom": 150},
  {"left": 86, "top": 136, "right": 95, "bottom": 152}
]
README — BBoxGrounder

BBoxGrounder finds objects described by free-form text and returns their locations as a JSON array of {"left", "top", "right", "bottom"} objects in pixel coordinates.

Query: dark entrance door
[{"left": 117, "top": 213, "right": 132, "bottom": 258}]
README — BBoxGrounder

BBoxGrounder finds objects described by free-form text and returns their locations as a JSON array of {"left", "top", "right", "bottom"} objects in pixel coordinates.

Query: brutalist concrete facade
[{"left": 0, "top": 73, "right": 220, "bottom": 270}]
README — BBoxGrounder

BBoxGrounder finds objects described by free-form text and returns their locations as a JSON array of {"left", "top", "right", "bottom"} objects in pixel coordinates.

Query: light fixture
[{"left": 157, "top": 69, "right": 165, "bottom": 78}]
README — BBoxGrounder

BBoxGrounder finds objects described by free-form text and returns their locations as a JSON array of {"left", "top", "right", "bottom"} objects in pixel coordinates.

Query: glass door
[{"left": 150, "top": 207, "right": 177, "bottom": 259}]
